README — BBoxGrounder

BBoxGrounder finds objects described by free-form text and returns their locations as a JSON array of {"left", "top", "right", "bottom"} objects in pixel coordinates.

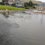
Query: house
[
  {"left": 8, "top": 0, "right": 15, "bottom": 4},
  {"left": 2, "top": 0, "right": 30, "bottom": 4},
  {"left": 1, "top": 0, "right": 39, "bottom": 6}
]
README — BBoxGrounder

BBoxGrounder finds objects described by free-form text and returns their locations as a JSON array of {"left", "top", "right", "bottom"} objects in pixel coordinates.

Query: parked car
[{"left": 11, "top": 3, "right": 16, "bottom": 7}]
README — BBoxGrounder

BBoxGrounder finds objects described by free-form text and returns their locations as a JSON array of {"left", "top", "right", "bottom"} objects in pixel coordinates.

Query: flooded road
[{"left": 0, "top": 13, "right": 45, "bottom": 45}]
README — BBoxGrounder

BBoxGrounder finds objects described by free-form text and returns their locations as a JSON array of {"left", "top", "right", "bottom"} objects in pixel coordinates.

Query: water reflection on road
[{"left": 0, "top": 13, "right": 45, "bottom": 45}]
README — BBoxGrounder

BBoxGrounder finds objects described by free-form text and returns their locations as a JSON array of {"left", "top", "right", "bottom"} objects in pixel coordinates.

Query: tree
[
  {"left": 29, "top": 0, "right": 33, "bottom": 6},
  {"left": 24, "top": 2, "right": 29, "bottom": 9},
  {"left": 24, "top": 0, "right": 37, "bottom": 9}
]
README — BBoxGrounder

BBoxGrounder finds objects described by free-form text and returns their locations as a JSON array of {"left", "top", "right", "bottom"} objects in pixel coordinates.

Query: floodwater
[{"left": 0, "top": 13, "right": 45, "bottom": 45}]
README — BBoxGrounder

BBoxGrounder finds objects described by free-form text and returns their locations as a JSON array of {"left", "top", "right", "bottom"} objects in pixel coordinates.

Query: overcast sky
[
  {"left": 36, "top": 0, "right": 45, "bottom": 2},
  {"left": 0, "top": 0, "right": 45, "bottom": 2}
]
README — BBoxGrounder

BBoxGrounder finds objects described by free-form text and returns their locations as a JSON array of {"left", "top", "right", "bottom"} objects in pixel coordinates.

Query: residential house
[
  {"left": 8, "top": 0, "right": 15, "bottom": 4},
  {"left": 1, "top": 0, "right": 38, "bottom": 6}
]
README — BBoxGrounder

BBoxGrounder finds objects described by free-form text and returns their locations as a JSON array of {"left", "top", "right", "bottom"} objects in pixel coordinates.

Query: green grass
[{"left": 0, "top": 5, "right": 25, "bottom": 11}]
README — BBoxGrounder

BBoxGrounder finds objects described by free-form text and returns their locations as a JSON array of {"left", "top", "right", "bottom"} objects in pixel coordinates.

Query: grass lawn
[{"left": 0, "top": 5, "right": 25, "bottom": 11}]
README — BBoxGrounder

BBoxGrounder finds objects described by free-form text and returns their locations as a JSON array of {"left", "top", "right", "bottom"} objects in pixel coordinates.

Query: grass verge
[{"left": 0, "top": 5, "right": 25, "bottom": 11}]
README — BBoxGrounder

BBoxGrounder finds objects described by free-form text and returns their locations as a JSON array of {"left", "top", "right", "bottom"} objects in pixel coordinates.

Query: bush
[{"left": 33, "top": 6, "right": 36, "bottom": 9}]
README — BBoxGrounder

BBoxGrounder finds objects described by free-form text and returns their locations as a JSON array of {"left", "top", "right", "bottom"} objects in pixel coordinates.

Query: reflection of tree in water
[
  {"left": 0, "top": 21, "right": 20, "bottom": 45},
  {"left": 2, "top": 12, "right": 9, "bottom": 18}
]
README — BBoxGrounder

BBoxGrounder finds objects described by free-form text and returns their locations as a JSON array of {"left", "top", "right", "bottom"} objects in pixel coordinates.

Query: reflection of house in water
[{"left": 36, "top": 3, "right": 45, "bottom": 11}]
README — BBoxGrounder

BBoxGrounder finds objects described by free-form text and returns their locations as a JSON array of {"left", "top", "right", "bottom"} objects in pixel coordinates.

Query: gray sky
[
  {"left": 0, "top": 0, "right": 45, "bottom": 2},
  {"left": 36, "top": 0, "right": 45, "bottom": 2},
  {"left": 0, "top": 0, "right": 2, "bottom": 2}
]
